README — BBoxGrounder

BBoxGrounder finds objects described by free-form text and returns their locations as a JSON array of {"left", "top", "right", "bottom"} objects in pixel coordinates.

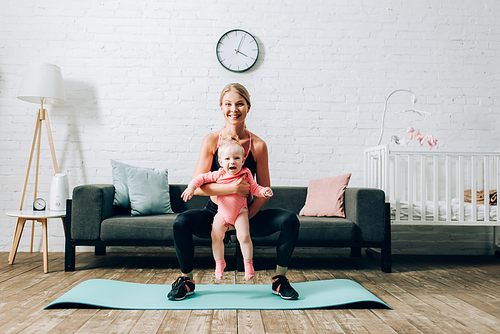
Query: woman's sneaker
[
  {"left": 167, "top": 276, "right": 195, "bottom": 301},
  {"left": 272, "top": 275, "right": 299, "bottom": 300}
]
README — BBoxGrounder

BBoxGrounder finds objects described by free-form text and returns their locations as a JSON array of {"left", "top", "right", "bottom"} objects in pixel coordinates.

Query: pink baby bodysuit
[{"left": 189, "top": 167, "right": 268, "bottom": 227}]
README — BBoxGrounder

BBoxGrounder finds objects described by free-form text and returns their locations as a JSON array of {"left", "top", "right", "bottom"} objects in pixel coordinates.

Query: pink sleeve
[
  {"left": 244, "top": 169, "right": 268, "bottom": 198},
  {"left": 189, "top": 170, "right": 221, "bottom": 189}
]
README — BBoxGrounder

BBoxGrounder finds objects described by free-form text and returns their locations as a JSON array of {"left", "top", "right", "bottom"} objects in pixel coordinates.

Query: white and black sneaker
[
  {"left": 167, "top": 276, "right": 195, "bottom": 301},
  {"left": 272, "top": 275, "right": 299, "bottom": 300}
]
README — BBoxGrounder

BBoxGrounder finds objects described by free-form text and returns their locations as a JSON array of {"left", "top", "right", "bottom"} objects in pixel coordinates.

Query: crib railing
[{"left": 364, "top": 145, "right": 500, "bottom": 226}]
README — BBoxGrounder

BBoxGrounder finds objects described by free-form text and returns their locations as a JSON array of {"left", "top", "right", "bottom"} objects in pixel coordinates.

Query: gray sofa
[{"left": 65, "top": 184, "right": 391, "bottom": 272}]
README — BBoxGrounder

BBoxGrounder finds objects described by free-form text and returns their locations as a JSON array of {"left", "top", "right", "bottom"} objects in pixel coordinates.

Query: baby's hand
[
  {"left": 181, "top": 185, "right": 196, "bottom": 202},
  {"left": 263, "top": 187, "right": 273, "bottom": 198}
]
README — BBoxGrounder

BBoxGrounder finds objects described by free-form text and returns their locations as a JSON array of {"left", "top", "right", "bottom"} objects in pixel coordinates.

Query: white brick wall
[{"left": 1, "top": 0, "right": 499, "bottom": 254}]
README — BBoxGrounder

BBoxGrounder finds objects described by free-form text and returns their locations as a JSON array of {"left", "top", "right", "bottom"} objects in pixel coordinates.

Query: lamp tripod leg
[
  {"left": 43, "top": 110, "right": 59, "bottom": 174},
  {"left": 18, "top": 111, "right": 42, "bottom": 211},
  {"left": 31, "top": 114, "right": 43, "bottom": 253}
]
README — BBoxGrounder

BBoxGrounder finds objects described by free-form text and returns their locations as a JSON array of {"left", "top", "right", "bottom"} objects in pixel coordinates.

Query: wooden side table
[{"left": 6, "top": 210, "right": 66, "bottom": 273}]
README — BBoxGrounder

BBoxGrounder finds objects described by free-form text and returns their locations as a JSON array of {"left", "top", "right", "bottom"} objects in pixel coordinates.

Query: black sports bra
[{"left": 210, "top": 131, "right": 257, "bottom": 176}]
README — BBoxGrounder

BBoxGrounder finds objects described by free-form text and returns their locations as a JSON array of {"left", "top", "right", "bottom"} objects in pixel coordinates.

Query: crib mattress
[{"left": 391, "top": 199, "right": 498, "bottom": 222}]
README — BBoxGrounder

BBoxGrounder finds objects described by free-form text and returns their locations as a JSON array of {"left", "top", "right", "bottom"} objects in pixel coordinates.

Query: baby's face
[{"left": 219, "top": 145, "right": 245, "bottom": 175}]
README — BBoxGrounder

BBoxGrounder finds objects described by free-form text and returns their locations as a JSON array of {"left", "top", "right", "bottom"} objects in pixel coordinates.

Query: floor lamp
[{"left": 16, "top": 62, "right": 66, "bottom": 252}]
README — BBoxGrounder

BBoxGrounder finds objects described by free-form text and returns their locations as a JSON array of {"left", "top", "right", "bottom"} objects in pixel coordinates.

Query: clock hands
[
  {"left": 234, "top": 35, "right": 248, "bottom": 57},
  {"left": 237, "top": 36, "right": 244, "bottom": 51},
  {"left": 234, "top": 49, "right": 248, "bottom": 57}
]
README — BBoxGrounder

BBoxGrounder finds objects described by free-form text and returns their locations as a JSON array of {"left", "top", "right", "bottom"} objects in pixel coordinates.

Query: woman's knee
[
  {"left": 277, "top": 210, "right": 300, "bottom": 231},
  {"left": 173, "top": 215, "right": 190, "bottom": 233},
  {"left": 173, "top": 210, "right": 199, "bottom": 235}
]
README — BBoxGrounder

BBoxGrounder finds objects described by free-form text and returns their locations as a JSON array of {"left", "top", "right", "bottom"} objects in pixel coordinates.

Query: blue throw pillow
[
  {"left": 125, "top": 165, "right": 174, "bottom": 216},
  {"left": 110, "top": 160, "right": 135, "bottom": 207}
]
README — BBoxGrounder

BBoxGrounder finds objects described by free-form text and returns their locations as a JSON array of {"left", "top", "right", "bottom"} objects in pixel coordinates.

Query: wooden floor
[{"left": 1, "top": 248, "right": 500, "bottom": 334}]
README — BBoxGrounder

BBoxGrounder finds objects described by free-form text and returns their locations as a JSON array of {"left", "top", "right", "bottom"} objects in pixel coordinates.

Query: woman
[{"left": 167, "top": 83, "right": 300, "bottom": 301}]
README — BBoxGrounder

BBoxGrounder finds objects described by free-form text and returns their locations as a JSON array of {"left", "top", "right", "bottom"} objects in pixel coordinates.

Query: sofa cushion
[
  {"left": 100, "top": 214, "right": 211, "bottom": 246},
  {"left": 126, "top": 166, "right": 174, "bottom": 216},
  {"left": 111, "top": 160, "right": 154, "bottom": 208},
  {"left": 111, "top": 160, "right": 132, "bottom": 207},
  {"left": 248, "top": 216, "right": 356, "bottom": 247},
  {"left": 101, "top": 214, "right": 177, "bottom": 241},
  {"left": 299, "top": 173, "right": 351, "bottom": 217},
  {"left": 297, "top": 216, "right": 356, "bottom": 245},
  {"left": 264, "top": 187, "right": 307, "bottom": 215}
]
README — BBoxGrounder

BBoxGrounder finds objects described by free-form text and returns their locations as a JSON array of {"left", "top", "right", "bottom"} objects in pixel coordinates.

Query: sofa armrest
[
  {"left": 344, "top": 187, "right": 386, "bottom": 242},
  {"left": 70, "top": 184, "right": 115, "bottom": 240}
]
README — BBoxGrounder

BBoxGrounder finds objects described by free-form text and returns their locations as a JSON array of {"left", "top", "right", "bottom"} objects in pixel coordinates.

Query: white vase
[{"left": 50, "top": 173, "right": 69, "bottom": 211}]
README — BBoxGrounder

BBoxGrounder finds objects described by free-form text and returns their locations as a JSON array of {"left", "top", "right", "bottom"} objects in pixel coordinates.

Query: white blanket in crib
[{"left": 391, "top": 199, "right": 498, "bottom": 221}]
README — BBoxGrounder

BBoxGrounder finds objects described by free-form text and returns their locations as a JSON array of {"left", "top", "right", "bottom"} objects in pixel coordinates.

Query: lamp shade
[{"left": 17, "top": 62, "right": 66, "bottom": 105}]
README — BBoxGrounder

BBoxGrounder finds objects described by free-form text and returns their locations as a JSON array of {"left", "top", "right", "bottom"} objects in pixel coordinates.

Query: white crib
[{"left": 364, "top": 145, "right": 500, "bottom": 254}]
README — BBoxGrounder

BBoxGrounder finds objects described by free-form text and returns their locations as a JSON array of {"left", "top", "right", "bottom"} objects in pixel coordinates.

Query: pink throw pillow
[{"left": 299, "top": 173, "right": 351, "bottom": 217}]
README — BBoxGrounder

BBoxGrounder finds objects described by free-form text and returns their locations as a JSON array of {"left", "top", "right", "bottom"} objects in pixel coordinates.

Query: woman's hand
[{"left": 235, "top": 175, "right": 251, "bottom": 197}]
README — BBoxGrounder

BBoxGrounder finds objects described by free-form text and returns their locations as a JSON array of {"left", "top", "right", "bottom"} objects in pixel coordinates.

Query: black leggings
[{"left": 173, "top": 200, "right": 300, "bottom": 274}]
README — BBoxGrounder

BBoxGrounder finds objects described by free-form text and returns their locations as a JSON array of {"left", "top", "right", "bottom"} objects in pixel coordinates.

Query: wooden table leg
[
  {"left": 41, "top": 219, "right": 48, "bottom": 273},
  {"left": 9, "top": 218, "right": 27, "bottom": 265},
  {"left": 30, "top": 221, "right": 35, "bottom": 253}
]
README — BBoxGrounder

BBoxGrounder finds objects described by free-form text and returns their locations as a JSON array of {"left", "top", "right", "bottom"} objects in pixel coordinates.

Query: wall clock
[{"left": 216, "top": 29, "right": 259, "bottom": 72}]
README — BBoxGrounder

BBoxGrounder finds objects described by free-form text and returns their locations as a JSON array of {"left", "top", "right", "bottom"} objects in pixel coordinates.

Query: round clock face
[
  {"left": 33, "top": 198, "right": 46, "bottom": 211},
  {"left": 216, "top": 29, "right": 259, "bottom": 72}
]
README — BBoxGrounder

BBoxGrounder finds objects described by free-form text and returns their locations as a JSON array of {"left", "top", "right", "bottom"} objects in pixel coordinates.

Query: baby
[{"left": 181, "top": 139, "right": 273, "bottom": 280}]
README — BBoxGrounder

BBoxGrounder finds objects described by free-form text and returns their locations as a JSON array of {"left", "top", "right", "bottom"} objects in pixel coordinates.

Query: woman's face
[{"left": 220, "top": 90, "right": 250, "bottom": 126}]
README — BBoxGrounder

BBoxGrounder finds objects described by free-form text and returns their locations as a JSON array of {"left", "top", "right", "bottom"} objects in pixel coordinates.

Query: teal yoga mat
[{"left": 45, "top": 279, "right": 390, "bottom": 310}]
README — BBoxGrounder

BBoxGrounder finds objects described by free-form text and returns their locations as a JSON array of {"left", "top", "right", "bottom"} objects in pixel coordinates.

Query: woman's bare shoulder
[
  {"left": 249, "top": 132, "right": 268, "bottom": 155},
  {"left": 204, "top": 130, "right": 220, "bottom": 141},
  {"left": 201, "top": 131, "right": 220, "bottom": 152}
]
